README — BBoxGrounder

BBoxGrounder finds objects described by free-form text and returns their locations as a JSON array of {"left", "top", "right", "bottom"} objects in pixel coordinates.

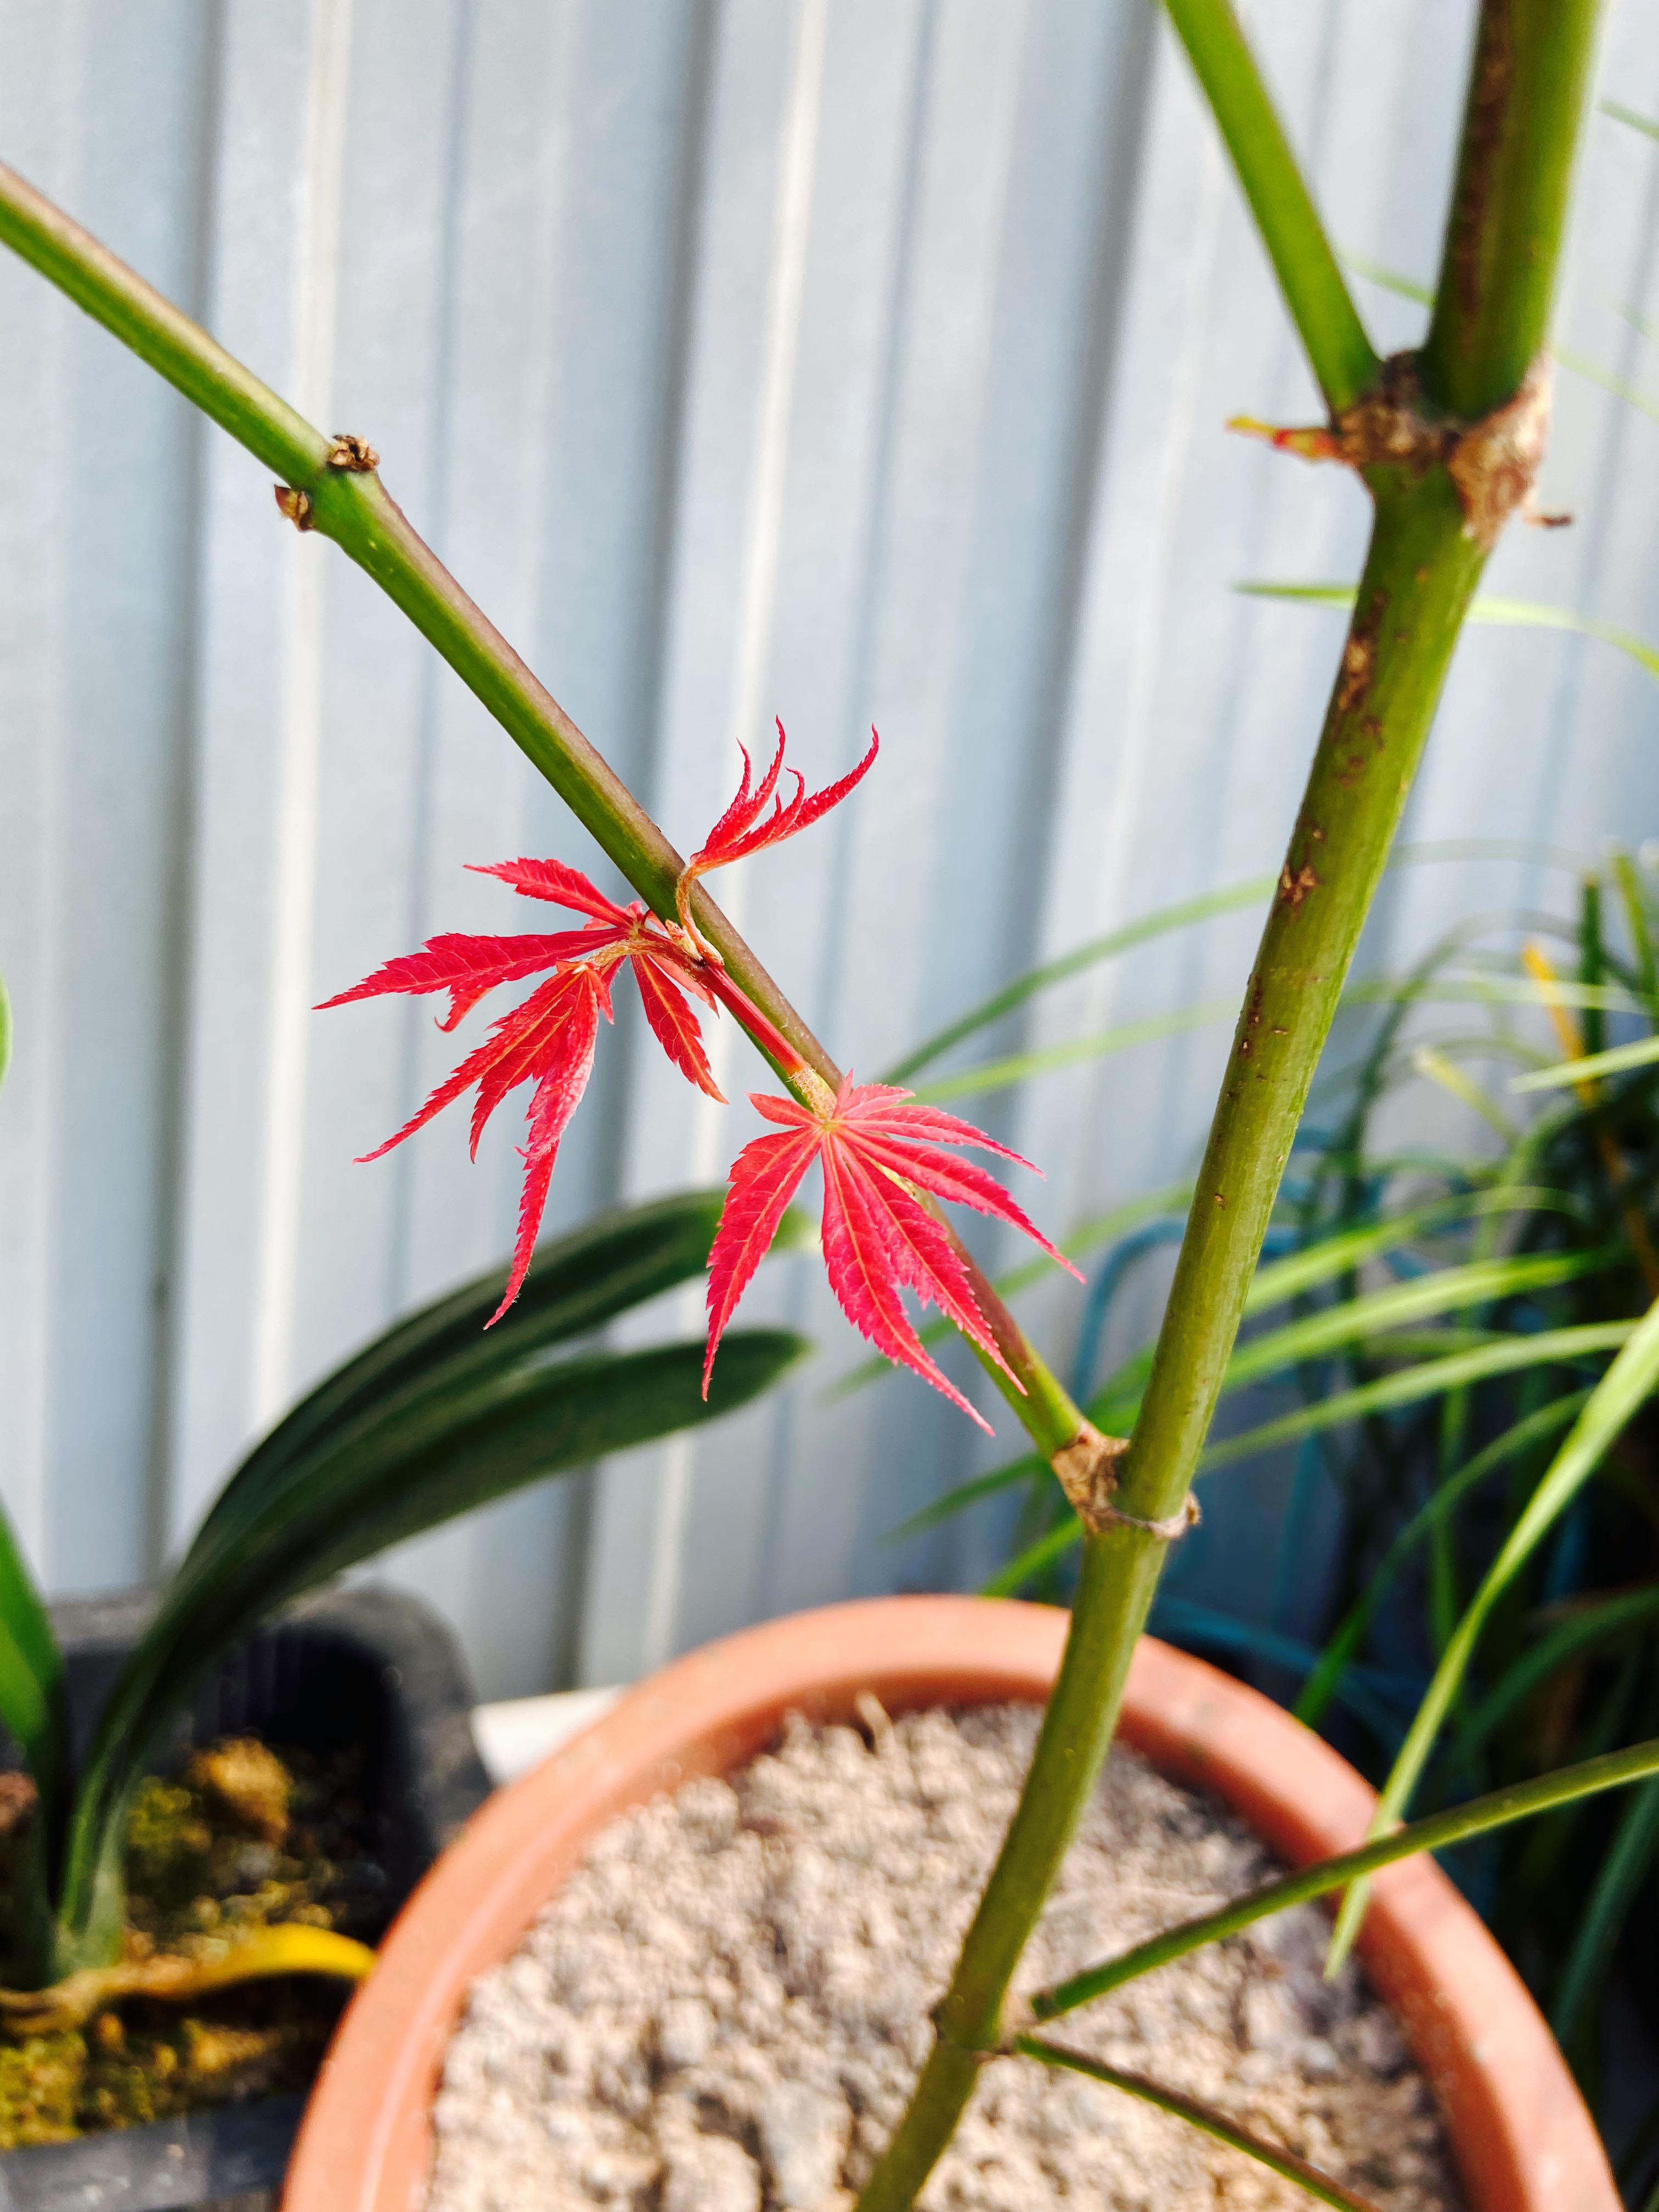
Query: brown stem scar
[
  {"left": 1278, "top": 862, "right": 1319, "bottom": 909},
  {"left": 327, "top": 432, "right": 380, "bottom": 472},
  {"left": 1051, "top": 1427, "right": 1129, "bottom": 1530},
  {"left": 1237, "top": 350, "right": 1554, "bottom": 552},
  {"left": 274, "top": 484, "right": 314, "bottom": 532},
  {"left": 1050, "top": 1426, "right": 1198, "bottom": 1542}
]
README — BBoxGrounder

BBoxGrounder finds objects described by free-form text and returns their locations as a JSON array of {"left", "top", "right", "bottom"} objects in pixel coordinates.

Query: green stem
[
  {"left": 1118, "top": 480, "right": 1483, "bottom": 1531},
  {"left": 859, "top": 0, "right": 1603, "bottom": 2190},
  {"left": 1162, "top": 0, "right": 1378, "bottom": 413},
  {"left": 1030, "top": 1734, "right": 1659, "bottom": 2022},
  {"left": 854, "top": 1526, "right": 1163, "bottom": 2209},
  {"left": 1420, "top": 0, "right": 1603, "bottom": 419},
  {"left": 856, "top": 473, "right": 1483, "bottom": 2212},
  {"left": 0, "top": 157, "right": 1085, "bottom": 1466},
  {"left": 1011, "top": 2038, "right": 1384, "bottom": 2212}
]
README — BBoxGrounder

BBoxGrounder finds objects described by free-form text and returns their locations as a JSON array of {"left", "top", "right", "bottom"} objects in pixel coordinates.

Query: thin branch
[
  {"left": 0, "top": 159, "right": 1086, "bottom": 1457},
  {"left": 1012, "top": 2036, "right": 1383, "bottom": 2212},
  {"left": 1162, "top": 0, "right": 1378, "bottom": 413}
]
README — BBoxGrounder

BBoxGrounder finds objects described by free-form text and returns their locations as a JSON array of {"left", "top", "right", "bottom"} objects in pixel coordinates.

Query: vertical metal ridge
[
  {"left": 251, "top": 0, "right": 355, "bottom": 1427},
  {"left": 385, "top": 0, "right": 477, "bottom": 1320},
  {"left": 144, "top": 0, "right": 230, "bottom": 1578}
]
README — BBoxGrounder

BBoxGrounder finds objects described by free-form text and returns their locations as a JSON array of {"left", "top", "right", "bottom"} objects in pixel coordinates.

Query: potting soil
[
  {"left": 0, "top": 1737, "right": 387, "bottom": 2143},
  {"left": 426, "top": 1701, "right": 1463, "bottom": 2211}
]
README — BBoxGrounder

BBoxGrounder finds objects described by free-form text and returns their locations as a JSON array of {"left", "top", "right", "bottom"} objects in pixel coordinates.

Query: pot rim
[{"left": 283, "top": 1594, "right": 1615, "bottom": 2212}]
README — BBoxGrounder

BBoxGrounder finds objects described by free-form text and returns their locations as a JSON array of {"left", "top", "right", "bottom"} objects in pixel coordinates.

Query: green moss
[{"left": 0, "top": 1740, "right": 391, "bottom": 2146}]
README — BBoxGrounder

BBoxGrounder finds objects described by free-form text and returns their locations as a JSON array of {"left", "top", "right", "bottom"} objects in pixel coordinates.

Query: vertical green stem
[
  {"left": 1420, "top": 0, "right": 1603, "bottom": 418},
  {"left": 859, "top": 0, "right": 1602, "bottom": 2190},
  {"left": 855, "top": 1525, "right": 1164, "bottom": 2208},
  {"left": 855, "top": 478, "right": 1485, "bottom": 2212},
  {"left": 1111, "top": 481, "right": 1483, "bottom": 1527}
]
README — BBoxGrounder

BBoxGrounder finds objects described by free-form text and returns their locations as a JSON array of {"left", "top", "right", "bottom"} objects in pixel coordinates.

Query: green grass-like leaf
[
  {"left": 48, "top": 1188, "right": 813, "bottom": 1968},
  {"left": 1200, "top": 1322, "right": 1631, "bottom": 1476},
  {"left": 882, "top": 881, "right": 1275, "bottom": 1086},
  {"left": 1510, "top": 1032, "right": 1659, "bottom": 1092},
  {"left": 1327, "top": 1293, "right": 1659, "bottom": 1968},
  {"left": 1030, "top": 1734, "right": 1659, "bottom": 2021},
  {"left": 1240, "top": 579, "right": 1659, "bottom": 689},
  {"left": 1294, "top": 1391, "right": 1591, "bottom": 1730},
  {"left": 1603, "top": 98, "right": 1659, "bottom": 144}
]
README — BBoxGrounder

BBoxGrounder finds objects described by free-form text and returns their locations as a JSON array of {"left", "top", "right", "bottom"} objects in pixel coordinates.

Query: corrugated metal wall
[{"left": 4, "top": 0, "right": 1659, "bottom": 1700}]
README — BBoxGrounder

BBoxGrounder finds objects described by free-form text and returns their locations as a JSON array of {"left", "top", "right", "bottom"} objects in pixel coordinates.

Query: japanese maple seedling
[{"left": 324, "top": 722, "right": 1074, "bottom": 1418}]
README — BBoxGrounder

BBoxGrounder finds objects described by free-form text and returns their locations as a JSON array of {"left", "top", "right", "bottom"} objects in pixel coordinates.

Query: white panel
[{"left": 2, "top": 0, "right": 1657, "bottom": 1698}]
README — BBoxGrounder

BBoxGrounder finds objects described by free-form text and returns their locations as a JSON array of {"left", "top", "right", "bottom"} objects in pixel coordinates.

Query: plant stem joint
[{"left": 1235, "top": 347, "right": 1559, "bottom": 550}]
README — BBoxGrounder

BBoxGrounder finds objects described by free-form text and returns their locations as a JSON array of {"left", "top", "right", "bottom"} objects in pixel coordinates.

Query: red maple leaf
[
  {"left": 674, "top": 719, "right": 878, "bottom": 953},
  {"left": 703, "top": 1077, "right": 1081, "bottom": 1431},
  {"left": 319, "top": 860, "right": 725, "bottom": 1322}
]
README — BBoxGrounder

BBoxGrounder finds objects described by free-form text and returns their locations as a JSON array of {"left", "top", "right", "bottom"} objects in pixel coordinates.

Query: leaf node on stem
[
  {"left": 1051, "top": 1424, "right": 1198, "bottom": 1539},
  {"left": 1234, "top": 349, "right": 1564, "bottom": 549}
]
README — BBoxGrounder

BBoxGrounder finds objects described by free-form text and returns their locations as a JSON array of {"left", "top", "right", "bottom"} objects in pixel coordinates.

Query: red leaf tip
[{"left": 674, "top": 724, "right": 879, "bottom": 951}]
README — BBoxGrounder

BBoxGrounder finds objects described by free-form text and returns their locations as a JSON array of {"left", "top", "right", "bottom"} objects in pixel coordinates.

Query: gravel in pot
[{"left": 427, "top": 1700, "right": 1461, "bottom": 2212}]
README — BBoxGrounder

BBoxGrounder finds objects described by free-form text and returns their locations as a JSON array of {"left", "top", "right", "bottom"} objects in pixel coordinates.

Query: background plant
[{"left": 0, "top": 983, "right": 806, "bottom": 1995}]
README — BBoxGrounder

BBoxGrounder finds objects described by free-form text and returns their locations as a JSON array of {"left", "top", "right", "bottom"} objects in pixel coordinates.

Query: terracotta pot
[{"left": 283, "top": 1595, "right": 1616, "bottom": 2211}]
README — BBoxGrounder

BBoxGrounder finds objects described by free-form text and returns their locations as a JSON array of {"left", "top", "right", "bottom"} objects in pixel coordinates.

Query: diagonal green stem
[
  {"left": 1029, "top": 1735, "right": 1659, "bottom": 2022},
  {"left": 0, "top": 158, "right": 1085, "bottom": 1463},
  {"left": 1162, "top": 0, "right": 1378, "bottom": 413}
]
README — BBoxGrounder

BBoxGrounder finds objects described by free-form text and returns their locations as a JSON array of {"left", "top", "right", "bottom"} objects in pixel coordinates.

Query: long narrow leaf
[
  {"left": 982, "top": 1516, "right": 1080, "bottom": 1596},
  {"left": 918, "top": 975, "right": 1643, "bottom": 1110},
  {"left": 1453, "top": 1583, "right": 1659, "bottom": 1767},
  {"left": 1294, "top": 1393, "right": 1590, "bottom": 1729},
  {"left": 1226, "top": 1249, "right": 1612, "bottom": 1392},
  {"left": 1550, "top": 1775, "right": 1659, "bottom": 2057},
  {"left": 1200, "top": 1323, "right": 1632, "bottom": 1475},
  {"left": 885, "top": 1455, "right": 1045, "bottom": 1547},
  {"left": 1029, "top": 1736, "right": 1659, "bottom": 2021},
  {"left": 190, "top": 1189, "right": 809, "bottom": 1576},
  {"left": 1244, "top": 1187, "right": 1577, "bottom": 1315},
  {"left": 908, "top": 1000, "right": 1238, "bottom": 1107},
  {"left": 882, "top": 881, "right": 1275, "bottom": 1085},
  {"left": 1240, "top": 580, "right": 1659, "bottom": 691},
  {"left": 1328, "top": 1294, "right": 1659, "bottom": 1968},
  {"left": 1510, "top": 1033, "right": 1659, "bottom": 1092},
  {"left": 1604, "top": 98, "right": 1659, "bottom": 144},
  {"left": 57, "top": 1328, "right": 806, "bottom": 1953}
]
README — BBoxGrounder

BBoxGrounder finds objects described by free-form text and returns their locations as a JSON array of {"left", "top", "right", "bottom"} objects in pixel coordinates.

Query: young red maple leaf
[
  {"left": 703, "top": 1077, "right": 1081, "bottom": 1432},
  {"left": 319, "top": 859, "right": 725, "bottom": 1323},
  {"left": 674, "top": 719, "right": 878, "bottom": 953}
]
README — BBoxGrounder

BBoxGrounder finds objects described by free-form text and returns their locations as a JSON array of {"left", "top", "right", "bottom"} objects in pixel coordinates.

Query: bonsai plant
[{"left": 3, "top": 0, "right": 1659, "bottom": 2202}]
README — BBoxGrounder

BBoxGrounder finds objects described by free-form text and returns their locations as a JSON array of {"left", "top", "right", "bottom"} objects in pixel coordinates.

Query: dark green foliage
[{"left": 0, "top": 1187, "right": 809, "bottom": 1980}]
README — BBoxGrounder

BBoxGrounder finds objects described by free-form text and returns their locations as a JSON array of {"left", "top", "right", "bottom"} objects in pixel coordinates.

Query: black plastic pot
[{"left": 0, "top": 1584, "right": 492, "bottom": 2211}]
